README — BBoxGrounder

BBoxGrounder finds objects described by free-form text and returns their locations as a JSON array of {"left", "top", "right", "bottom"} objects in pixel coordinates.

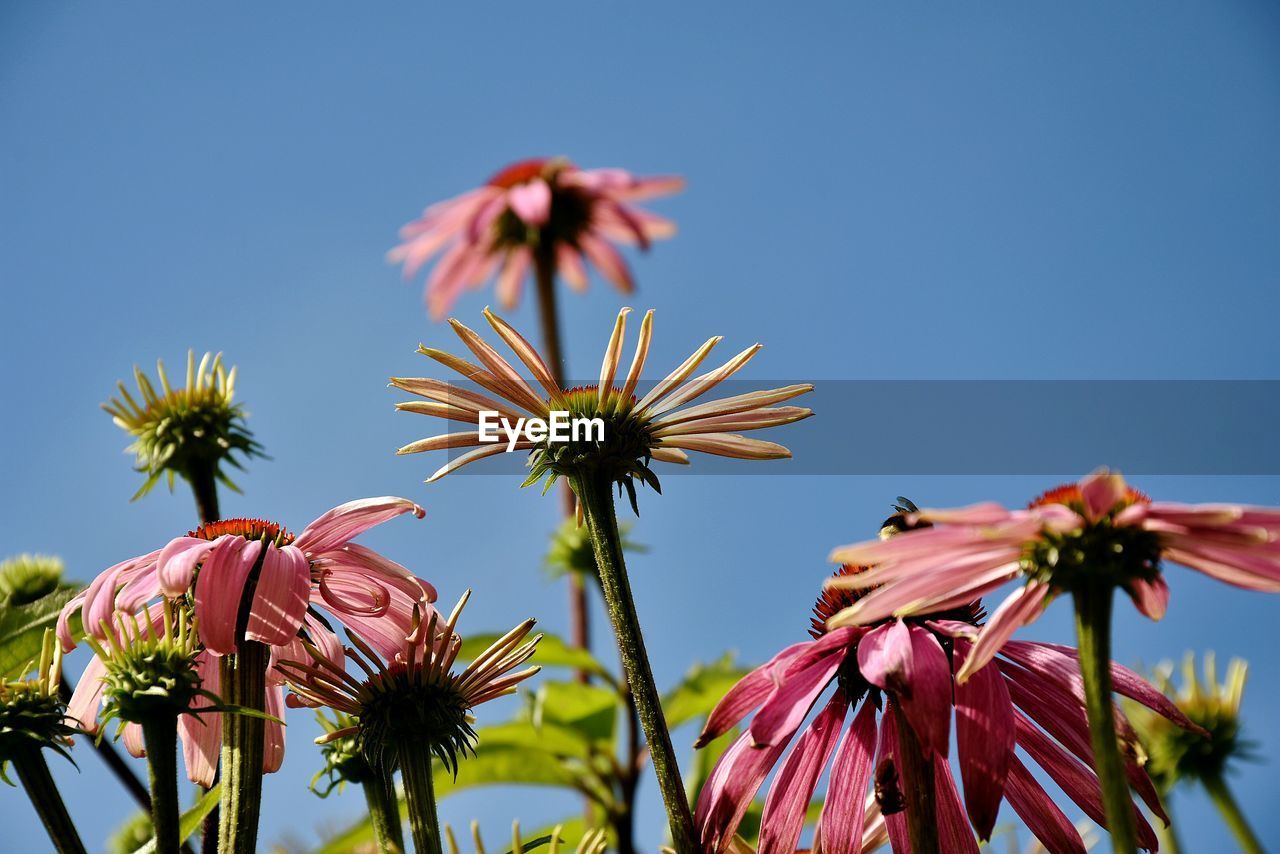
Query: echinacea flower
[
  {"left": 392, "top": 306, "right": 813, "bottom": 507},
  {"left": 694, "top": 562, "right": 1199, "bottom": 854},
  {"left": 1130, "top": 652, "right": 1253, "bottom": 792},
  {"left": 279, "top": 592, "right": 540, "bottom": 854},
  {"left": 389, "top": 157, "right": 683, "bottom": 319},
  {"left": 1127, "top": 653, "right": 1263, "bottom": 851},
  {"left": 103, "top": 351, "right": 262, "bottom": 506},
  {"left": 280, "top": 591, "right": 540, "bottom": 774},
  {"left": 826, "top": 471, "right": 1280, "bottom": 681},
  {"left": 57, "top": 496, "right": 432, "bottom": 785}
]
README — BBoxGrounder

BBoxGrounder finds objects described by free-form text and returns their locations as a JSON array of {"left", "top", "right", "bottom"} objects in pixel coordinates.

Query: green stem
[
  {"left": 891, "top": 701, "right": 940, "bottom": 854},
  {"left": 141, "top": 715, "right": 181, "bottom": 854},
  {"left": 571, "top": 471, "right": 697, "bottom": 854},
  {"left": 365, "top": 764, "right": 405, "bottom": 854},
  {"left": 186, "top": 459, "right": 220, "bottom": 525},
  {"left": 12, "top": 745, "right": 87, "bottom": 854},
  {"left": 532, "top": 246, "right": 592, "bottom": 682},
  {"left": 1073, "top": 584, "right": 1138, "bottom": 853},
  {"left": 399, "top": 741, "right": 443, "bottom": 854},
  {"left": 217, "top": 641, "right": 268, "bottom": 854},
  {"left": 1204, "top": 774, "right": 1263, "bottom": 853}
]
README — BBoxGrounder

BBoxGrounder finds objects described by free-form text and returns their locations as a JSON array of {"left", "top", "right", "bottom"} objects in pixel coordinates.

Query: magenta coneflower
[
  {"left": 389, "top": 157, "right": 683, "bottom": 319},
  {"left": 826, "top": 471, "right": 1280, "bottom": 681},
  {"left": 57, "top": 496, "right": 432, "bottom": 786},
  {"left": 695, "top": 563, "right": 1198, "bottom": 854}
]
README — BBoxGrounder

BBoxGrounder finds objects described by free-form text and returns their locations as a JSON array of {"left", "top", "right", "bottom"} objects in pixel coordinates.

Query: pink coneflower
[
  {"left": 694, "top": 564, "right": 1198, "bottom": 854},
  {"left": 58, "top": 496, "right": 432, "bottom": 784},
  {"left": 392, "top": 306, "right": 813, "bottom": 500},
  {"left": 826, "top": 471, "right": 1280, "bottom": 681},
  {"left": 389, "top": 157, "right": 683, "bottom": 319}
]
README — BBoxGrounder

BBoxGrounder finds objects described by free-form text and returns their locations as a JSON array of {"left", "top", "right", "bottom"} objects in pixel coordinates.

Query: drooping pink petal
[
  {"left": 495, "top": 247, "right": 531, "bottom": 310},
  {"left": 894, "top": 625, "right": 952, "bottom": 756},
  {"left": 157, "top": 537, "right": 217, "bottom": 596},
  {"left": 578, "top": 231, "right": 634, "bottom": 293},
  {"left": 122, "top": 723, "right": 145, "bottom": 758},
  {"left": 194, "top": 537, "right": 262, "bottom": 655},
  {"left": 555, "top": 243, "right": 589, "bottom": 291},
  {"left": 953, "top": 638, "right": 1013, "bottom": 840},
  {"left": 819, "top": 698, "right": 878, "bottom": 854},
  {"left": 179, "top": 652, "right": 222, "bottom": 786},
  {"left": 245, "top": 544, "right": 310, "bottom": 647},
  {"left": 875, "top": 704, "right": 911, "bottom": 853},
  {"left": 856, "top": 620, "right": 913, "bottom": 696},
  {"left": 759, "top": 692, "right": 849, "bottom": 854},
  {"left": 749, "top": 642, "right": 846, "bottom": 747},
  {"left": 1003, "top": 756, "right": 1086, "bottom": 854},
  {"left": 1014, "top": 712, "right": 1160, "bottom": 851},
  {"left": 263, "top": 684, "right": 286, "bottom": 774},
  {"left": 1125, "top": 574, "right": 1170, "bottom": 620},
  {"left": 955, "top": 579, "right": 1051, "bottom": 683},
  {"left": 1079, "top": 469, "right": 1129, "bottom": 521},
  {"left": 934, "top": 759, "right": 980, "bottom": 854},
  {"left": 66, "top": 654, "right": 108, "bottom": 732},
  {"left": 507, "top": 179, "right": 552, "bottom": 226},
  {"left": 293, "top": 497, "right": 425, "bottom": 555},
  {"left": 695, "top": 640, "right": 811, "bottom": 746},
  {"left": 696, "top": 730, "right": 791, "bottom": 853}
]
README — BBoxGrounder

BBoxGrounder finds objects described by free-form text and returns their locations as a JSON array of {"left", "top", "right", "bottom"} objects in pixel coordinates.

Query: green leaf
[
  {"left": 133, "top": 783, "right": 220, "bottom": 854},
  {"left": 437, "top": 745, "right": 581, "bottom": 795},
  {"left": 0, "top": 585, "right": 82, "bottom": 678},
  {"left": 475, "top": 720, "right": 595, "bottom": 759},
  {"left": 503, "top": 834, "right": 555, "bottom": 854},
  {"left": 530, "top": 680, "right": 618, "bottom": 745},
  {"left": 459, "top": 632, "right": 616, "bottom": 685},
  {"left": 662, "top": 653, "right": 749, "bottom": 730}
]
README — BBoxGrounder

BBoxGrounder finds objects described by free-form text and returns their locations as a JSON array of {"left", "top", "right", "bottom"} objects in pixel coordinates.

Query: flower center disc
[{"left": 189, "top": 517, "right": 294, "bottom": 546}]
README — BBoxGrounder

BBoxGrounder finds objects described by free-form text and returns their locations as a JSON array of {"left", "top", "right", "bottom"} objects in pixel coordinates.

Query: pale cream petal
[
  {"left": 652, "top": 384, "right": 814, "bottom": 426},
  {"left": 413, "top": 348, "right": 541, "bottom": 417},
  {"left": 651, "top": 406, "right": 812, "bottom": 437},
  {"left": 644, "top": 343, "right": 762, "bottom": 418},
  {"left": 656, "top": 433, "right": 792, "bottom": 460},
  {"left": 397, "top": 432, "right": 493, "bottom": 455},
  {"left": 483, "top": 307, "right": 565, "bottom": 402},
  {"left": 390, "top": 375, "right": 526, "bottom": 422},
  {"left": 619, "top": 309, "right": 654, "bottom": 401},
  {"left": 634, "top": 336, "right": 722, "bottom": 413},
  {"left": 426, "top": 441, "right": 534, "bottom": 483},
  {"left": 393, "top": 400, "right": 484, "bottom": 425},
  {"left": 649, "top": 447, "right": 691, "bottom": 465},
  {"left": 598, "top": 307, "right": 631, "bottom": 407},
  {"left": 448, "top": 319, "right": 550, "bottom": 416}
]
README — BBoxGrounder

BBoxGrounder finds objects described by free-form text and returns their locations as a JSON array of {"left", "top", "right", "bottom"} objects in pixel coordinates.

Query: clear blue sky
[{"left": 3, "top": 2, "right": 1279, "bottom": 850}]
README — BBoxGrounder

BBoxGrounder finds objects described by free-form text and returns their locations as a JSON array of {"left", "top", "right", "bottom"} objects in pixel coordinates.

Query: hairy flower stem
[
  {"left": 1203, "top": 774, "right": 1263, "bottom": 853},
  {"left": 187, "top": 460, "right": 221, "bottom": 854},
  {"left": 365, "top": 764, "right": 405, "bottom": 854},
  {"left": 572, "top": 471, "right": 697, "bottom": 853},
  {"left": 141, "top": 715, "right": 181, "bottom": 854},
  {"left": 1073, "top": 584, "right": 1138, "bottom": 853},
  {"left": 533, "top": 247, "right": 591, "bottom": 681},
  {"left": 12, "top": 745, "right": 87, "bottom": 854},
  {"left": 399, "top": 740, "right": 444, "bottom": 854},
  {"left": 891, "top": 702, "right": 940, "bottom": 854},
  {"left": 217, "top": 641, "right": 268, "bottom": 854}
]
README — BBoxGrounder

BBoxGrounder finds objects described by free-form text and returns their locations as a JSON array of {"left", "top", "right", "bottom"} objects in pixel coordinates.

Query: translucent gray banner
[{"left": 403, "top": 380, "right": 1280, "bottom": 475}]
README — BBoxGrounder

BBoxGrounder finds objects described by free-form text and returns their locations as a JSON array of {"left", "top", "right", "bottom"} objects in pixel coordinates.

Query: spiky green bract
[
  {"left": 86, "top": 603, "right": 202, "bottom": 728},
  {"left": 310, "top": 711, "right": 377, "bottom": 796},
  {"left": 0, "top": 629, "right": 77, "bottom": 777},
  {"left": 103, "top": 351, "right": 263, "bottom": 501},
  {"left": 1130, "top": 652, "right": 1254, "bottom": 792}
]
